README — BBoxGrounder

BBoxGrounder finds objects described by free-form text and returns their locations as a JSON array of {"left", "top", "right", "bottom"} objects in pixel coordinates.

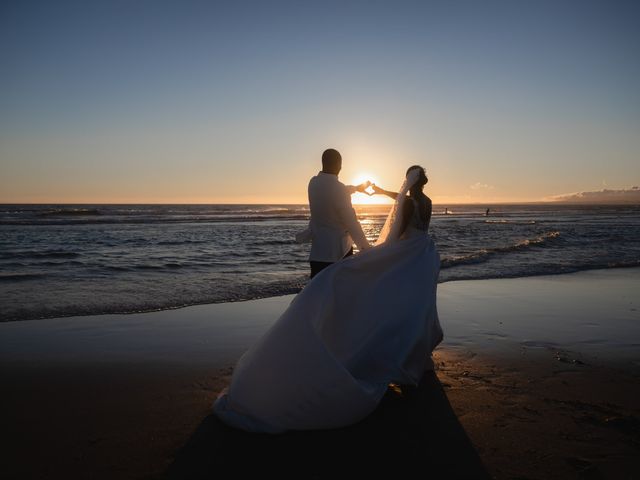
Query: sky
[{"left": 1, "top": 0, "right": 639, "bottom": 204}]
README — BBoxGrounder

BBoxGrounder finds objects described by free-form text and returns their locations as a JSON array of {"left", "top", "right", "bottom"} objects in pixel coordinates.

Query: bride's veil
[{"left": 375, "top": 168, "right": 421, "bottom": 246}]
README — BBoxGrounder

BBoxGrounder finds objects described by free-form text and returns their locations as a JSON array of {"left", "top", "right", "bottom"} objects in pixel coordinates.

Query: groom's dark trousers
[{"left": 309, "top": 247, "right": 353, "bottom": 279}]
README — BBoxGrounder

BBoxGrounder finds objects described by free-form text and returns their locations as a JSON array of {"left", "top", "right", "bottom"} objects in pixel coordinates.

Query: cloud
[
  {"left": 546, "top": 187, "right": 640, "bottom": 204},
  {"left": 470, "top": 182, "right": 494, "bottom": 190}
]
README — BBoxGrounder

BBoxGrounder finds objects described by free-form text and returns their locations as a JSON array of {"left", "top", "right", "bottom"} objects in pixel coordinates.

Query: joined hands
[
  {"left": 355, "top": 181, "right": 385, "bottom": 196},
  {"left": 354, "top": 181, "right": 372, "bottom": 195}
]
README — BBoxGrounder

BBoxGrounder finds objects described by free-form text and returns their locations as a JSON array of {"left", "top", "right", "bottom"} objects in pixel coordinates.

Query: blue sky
[{"left": 1, "top": 0, "right": 639, "bottom": 203}]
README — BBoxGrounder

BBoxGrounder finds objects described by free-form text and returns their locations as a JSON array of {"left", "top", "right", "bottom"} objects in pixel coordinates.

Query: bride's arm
[{"left": 371, "top": 185, "right": 398, "bottom": 200}]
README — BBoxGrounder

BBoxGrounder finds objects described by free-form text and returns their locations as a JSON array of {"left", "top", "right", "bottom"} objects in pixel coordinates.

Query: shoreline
[
  {"left": 4, "top": 264, "right": 639, "bottom": 325},
  {"left": 1, "top": 267, "right": 639, "bottom": 479},
  {"left": 3, "top": 267, "right": 638, "bottom": 369}
]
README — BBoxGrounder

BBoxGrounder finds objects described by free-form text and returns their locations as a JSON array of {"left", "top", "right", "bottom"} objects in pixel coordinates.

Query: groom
[{"left": 306, "top": 148, "right": 371, "bottom": 278}]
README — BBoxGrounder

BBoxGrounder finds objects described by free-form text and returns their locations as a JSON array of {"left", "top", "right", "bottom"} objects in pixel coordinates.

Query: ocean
[{"left": 1, "top": 203, "right": 639, "bottom": 322}]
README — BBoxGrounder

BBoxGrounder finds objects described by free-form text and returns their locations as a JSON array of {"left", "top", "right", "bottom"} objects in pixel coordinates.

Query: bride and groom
[{"left": 214, "top": 148, "right": 442, "bottom": 433}]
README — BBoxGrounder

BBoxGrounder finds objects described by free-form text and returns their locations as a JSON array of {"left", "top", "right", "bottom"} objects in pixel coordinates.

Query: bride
[{"left": 213, "top": 165, "right": 442, "bottom": 433}]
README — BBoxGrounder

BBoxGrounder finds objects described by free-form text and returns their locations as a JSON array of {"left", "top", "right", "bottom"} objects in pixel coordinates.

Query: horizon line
[{"left": 1, "top": 201, "right": 638, "bottom": 206}]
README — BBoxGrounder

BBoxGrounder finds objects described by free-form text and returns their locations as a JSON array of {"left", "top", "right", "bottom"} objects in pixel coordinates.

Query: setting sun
[{"left": 350, "top": 173, "right": 392, "bottom": 205}]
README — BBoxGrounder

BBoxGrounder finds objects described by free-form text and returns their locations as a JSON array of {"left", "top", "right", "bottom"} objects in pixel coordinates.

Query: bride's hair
[{"left": 406, "top": 165, "right": 428, "bottom": 192}]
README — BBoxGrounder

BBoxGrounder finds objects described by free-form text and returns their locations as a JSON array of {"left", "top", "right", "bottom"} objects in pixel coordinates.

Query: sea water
[{"left": 1, "top": 204, "right": 638, "bottom": 321}]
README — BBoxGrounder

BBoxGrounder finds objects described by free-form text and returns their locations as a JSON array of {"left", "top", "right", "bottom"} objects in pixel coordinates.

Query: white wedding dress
[{"left": 213, "top": 172, "right": 443, "bottom": 433}]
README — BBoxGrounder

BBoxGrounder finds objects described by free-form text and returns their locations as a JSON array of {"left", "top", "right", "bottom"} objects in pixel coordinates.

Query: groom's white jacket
[{"left": 307, "top": 172, "right": 370, "bottom": 263}]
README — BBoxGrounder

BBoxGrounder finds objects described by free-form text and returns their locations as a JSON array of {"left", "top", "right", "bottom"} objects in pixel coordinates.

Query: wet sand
[{"left": 1, "top": 268, "right": 639, "bottom": 479}]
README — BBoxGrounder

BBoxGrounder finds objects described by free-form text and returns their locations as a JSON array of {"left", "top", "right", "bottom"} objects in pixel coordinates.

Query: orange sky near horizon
[{"left": 1, "top": 2, "right": 638, "bottom": 205}]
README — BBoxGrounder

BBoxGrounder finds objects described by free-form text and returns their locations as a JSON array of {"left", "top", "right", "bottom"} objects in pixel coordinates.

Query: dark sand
[
  {"left": 435, "top": 349, "right": 640, "bottom": 479},
  {"left": 1, "top": 268, "right": 638, "bottom": 479},
  {"left": 167, "top": 370, "right": 489, "bottom": 479}
]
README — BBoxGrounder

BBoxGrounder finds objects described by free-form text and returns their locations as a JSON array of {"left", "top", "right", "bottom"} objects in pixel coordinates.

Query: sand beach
[{"left": 1, "top": 268, "right": 638, "bottom": 479}]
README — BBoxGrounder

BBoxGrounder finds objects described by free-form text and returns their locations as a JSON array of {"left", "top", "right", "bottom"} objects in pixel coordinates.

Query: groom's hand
[{"left": 355, "top": 181, "right": 372, "bottom": 194}]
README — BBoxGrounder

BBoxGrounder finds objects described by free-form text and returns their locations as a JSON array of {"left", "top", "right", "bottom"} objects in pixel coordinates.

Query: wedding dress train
[{"left": 213, "top": 225, "right": 442, "bottom": 433}]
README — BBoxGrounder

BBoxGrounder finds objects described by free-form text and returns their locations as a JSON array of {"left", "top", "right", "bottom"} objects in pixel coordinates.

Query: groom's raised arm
[
  {"left": 344, "top": 181, "right": 371, "bottom": 195},
  {"left": 337, "top": 188, "right": 371, "bottom": 251}
]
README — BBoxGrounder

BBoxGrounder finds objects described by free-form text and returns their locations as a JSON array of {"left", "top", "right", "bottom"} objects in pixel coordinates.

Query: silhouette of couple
[
  {"left": 214, "top": 148, "right": 442, "bottom": 433},
  {"left": 304, "top": 148, "right": 433, "bottom": 278}
]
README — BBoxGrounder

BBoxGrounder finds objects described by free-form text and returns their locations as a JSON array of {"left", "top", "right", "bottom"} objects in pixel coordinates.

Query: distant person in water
[
  {"left": 485, "top": 208, "right": 490, "bottom": 216},
  {"left": 299, "top": 148, "right": 372, "bottom": 278},
  {"left": 444, "top": 207, "right": 448, "bottom": 215}
]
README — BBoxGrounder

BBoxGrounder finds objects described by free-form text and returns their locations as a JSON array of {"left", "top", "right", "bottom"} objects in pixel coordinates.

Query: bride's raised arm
[{"left": 371, "top": 184, "right": 398, "bottom": 200}]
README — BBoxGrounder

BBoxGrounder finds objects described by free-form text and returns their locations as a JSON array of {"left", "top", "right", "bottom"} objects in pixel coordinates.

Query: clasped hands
[{"left": 354, "top": 181, "right": 385, "bottom": 196}]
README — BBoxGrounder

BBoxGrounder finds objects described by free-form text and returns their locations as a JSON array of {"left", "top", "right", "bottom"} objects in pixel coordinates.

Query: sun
[
  {"left": 350, "top": 173, "right": 390, "bottom": 204},
  {"left": 351, "top": 173, "right": 378, "bottom": 187}
]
